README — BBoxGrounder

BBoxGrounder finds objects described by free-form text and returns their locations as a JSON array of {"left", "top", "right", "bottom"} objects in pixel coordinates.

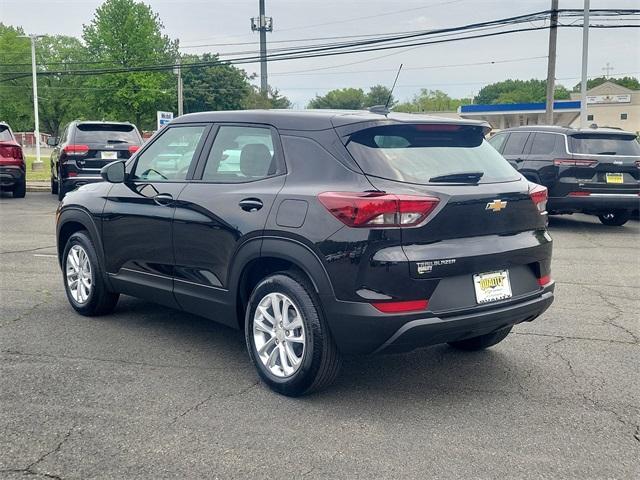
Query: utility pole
[
  {"left": 251, "top": 0, "right": 273, "bottom": 95},
  {"left": 579, "top": 0, "right": 590, "bottom": 128},
  {"left": 20, "top": 34, "right": 43, "bottom": 171},
  {"left": 602, "top": 62, "right": 613, "bottom": 78},
  {"left": 544, "top": 0, "right": 559, "bottom": 125},
  {"left": 175, "top": 58, "right": 184, "bottom": 116}
]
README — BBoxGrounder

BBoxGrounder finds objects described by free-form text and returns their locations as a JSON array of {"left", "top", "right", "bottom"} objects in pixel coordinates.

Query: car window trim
[
  {"left": 191, "top": 122, "right": 287, "bottom": 184},
  {"left": 127, "top": 123, "right": 212, "bottom": 183}
]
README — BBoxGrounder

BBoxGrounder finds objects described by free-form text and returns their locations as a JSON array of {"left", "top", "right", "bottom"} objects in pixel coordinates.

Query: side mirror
[
  {"left": 47, "top": 137, "right": 59, "bottom": 147},
  {"left": 101, "top": 160, "right": 126, "bottom": 183}
]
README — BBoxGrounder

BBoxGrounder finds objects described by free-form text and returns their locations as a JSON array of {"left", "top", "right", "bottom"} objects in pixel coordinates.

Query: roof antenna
[{"left": 368, "top": 63, "right": 403, "bottom": 115}]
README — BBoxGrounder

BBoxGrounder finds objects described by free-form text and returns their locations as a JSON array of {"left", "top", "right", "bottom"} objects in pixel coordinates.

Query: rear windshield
[
  {"left": 0, "top": 126, "right": 13, "bottom": 142},
  {"left": 345, "top": 124, "right": 519, "bottom": 184},
  {"left": 569, "top": 134, "right": 640, "bottom": 156},
  {"left": 74, "top": 123, "right": 141, "bottom": 145}
]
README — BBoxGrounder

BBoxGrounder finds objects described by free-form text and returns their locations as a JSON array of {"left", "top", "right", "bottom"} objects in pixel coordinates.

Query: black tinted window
[
  {"left": 569, "top": 134, "right": 640, "bottom": 156},
  {"left": 530, "top": 133, "right": 557, "bottom": 155},
  {"left": 74, "top": 123, "right": 141, "bottom": 144},
  {"left": 0, "top": 126, "right": 12, "bottom": 142},
  {"left": 502, "top": 132, "right": 529, "bottom": 155},
  {"left": 345, "top": 124, "right": 518, "bottom": 184}
]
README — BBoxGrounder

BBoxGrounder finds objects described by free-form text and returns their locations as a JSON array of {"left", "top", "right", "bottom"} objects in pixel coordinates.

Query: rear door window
[
  {"left": 488, "top": 133, "right": 507, "bottom": 153},
  {"left": 502, "top": 132, "right": 530, "bottom": 156},
  {"left": 569, "top": 134, "right": 640, "bottom": 156},
  {"left": 74, "top": 123, "right": 141, "bottom": 145},
  {"left": 529, "top": 133, "right": 558, "bottom": 155},
  {"left": 344, "top": 124, "right": 519, "bottom": 184}
]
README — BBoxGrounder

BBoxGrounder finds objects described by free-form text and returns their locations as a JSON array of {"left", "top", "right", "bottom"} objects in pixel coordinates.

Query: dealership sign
[
  {"left": 157, "top": 111, "right": 174, "bottom": 129},
  {"left": 586, "top": 94, "right": 631, "bottom": 104}
]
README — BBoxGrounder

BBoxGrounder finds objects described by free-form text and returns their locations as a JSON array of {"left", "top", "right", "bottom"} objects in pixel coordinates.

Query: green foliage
[
  {"left": 307, "top": 85, "right": 397, "bottom": 110},
  {"left": 394, "top": 89, "right": 471, "bottom": 113},
  {"left": 475, "top": 79, "right": 570, "bottom": 105},
  {"left": 82, "top": 0, "right": 178, "bottom": 130},
  {"left": 242, "top": 85, "right": 292, "bottom": 109},
  {"left": 0, "top": 23, "right": 33, "bottom": 131},
  {"left": 573, "top": 76, "right": 640, "bottom": 92},
  {"left": 365, "top": 84, "right": 395, "bottom": 107}
]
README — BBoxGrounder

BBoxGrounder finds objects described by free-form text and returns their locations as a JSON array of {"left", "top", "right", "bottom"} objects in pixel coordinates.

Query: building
[
  {"left": 457, "top": 81, "right": 639, "bottom": 134},
  {"left": 13, "top": 131, "right": 51, "bottom": 148}
]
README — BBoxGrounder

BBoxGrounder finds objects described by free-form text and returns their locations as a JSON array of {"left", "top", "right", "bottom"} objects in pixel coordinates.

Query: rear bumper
[
  {"left": 62, "top": 174, "right": 103, "bottom": 192},
  {"left": 321, "top": 283, "right": 554, "bottom": 354},
  {"left": 0, "top": 165, "right": 25, "bottom": 188},
  {"left": 549, "top": 194, "right": 640, "bottom": 214}
]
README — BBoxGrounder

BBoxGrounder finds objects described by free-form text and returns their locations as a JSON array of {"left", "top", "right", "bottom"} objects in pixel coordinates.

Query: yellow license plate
[
  {"left": 606, "top": 173, "right": 624, "bottom": 184},
  {"left": 473, "top": 270, "right": 512, "bottom": 304}
]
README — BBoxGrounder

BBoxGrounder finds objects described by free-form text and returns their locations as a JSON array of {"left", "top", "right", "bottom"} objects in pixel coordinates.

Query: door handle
[
  {"left": 153, "top": 193, "right": 174, "bottom": 206},
  {"left": 239, "top": 198, "right": 263, "bottom": 212}
]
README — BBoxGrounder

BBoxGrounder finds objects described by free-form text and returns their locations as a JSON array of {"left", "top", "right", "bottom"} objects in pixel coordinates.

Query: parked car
[
  {"left": 0, "top": 122, "right": 26, "bottom": 198},
  {"left": 56, "top": 110, "right": 554, "bottom": 396},
  {"left": 488, "top": 125, "right": 640, "bottom": 226},
  {"left": 49, "top": 121, "right": 143, "bottom": 200}
]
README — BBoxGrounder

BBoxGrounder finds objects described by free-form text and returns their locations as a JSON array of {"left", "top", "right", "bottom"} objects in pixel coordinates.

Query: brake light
[
  {"left": 537, "top": 275, "right": 552, "bottom": 286},
  {"left": 0, "top": 145, "right": 23, "bottom": 160},
  {"left": 553, "top": 158, "right": 598, "bottom": 167},
  {"left": 568, "top": 191, "right": 590, "bottom": 197},
  {"left": 63, "top": 144, "right": 89, "bottom": 156},
  {"left": 372, "top": 299, "right": 428, "bottom": 313},
  {"left": 318, "top": 192, "right": 439, "bottom": 228},
  {"left": 529, "top": 184, "right": 548, "bottom": 214},
  {"left": 414, "top": 124, "right": 462, "bottom": 132},
  {"left": 128, "top": 145, "right": 140, "bottom": 154}
]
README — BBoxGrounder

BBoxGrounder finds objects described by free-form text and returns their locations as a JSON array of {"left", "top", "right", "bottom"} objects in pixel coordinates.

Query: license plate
[
  {"left": 101, "top": 151, "right": 118, "bottom": 160},
  {"left": 473, "top": 270, "right": 512, "bottom": 304},
  {"left": 606, "top": 173, "right": 623, "bottom": 184}
]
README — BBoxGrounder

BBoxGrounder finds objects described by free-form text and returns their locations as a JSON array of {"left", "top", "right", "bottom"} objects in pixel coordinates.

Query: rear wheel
[
  {"left": 13, "top": 178, "right": 26, "bottom": 198},
  {"left": 598, "top": 210, "right": 630, "bottom": 226},
  {"left": 62, "top": 231, "right": 119, "bottom": 316},
  {"left": 57, "top": 181, "right": 67, "bottom": 201},
  {"left": 448, "top": 326, "right": 512, "bottom": 351},
  {"left": 245, "top": 271, "right": 341, "bottom": 396},
  {"left": 51, "top": 176, "right": 58, "bottom": 195}
]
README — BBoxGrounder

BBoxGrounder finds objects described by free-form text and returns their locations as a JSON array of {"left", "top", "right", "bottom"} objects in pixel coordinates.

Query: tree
[
  {"left": 307, "top": 87, "right": 366, "bottom": 109},
  {"left": 573, "top": 76, "right": 640, "bottom": 92},
  {"left": 82, "top": 0, "right": 178, "bottom": 130},
  {"left": 475, "top": 79, "right": 570, "bottom": 105},
  {"left": 365, "top": 84, "right": 395, "bottom": 107},
  {"left": 394, "top": 89, "right": 471, "bottom": 113},
  {"left": 242, "top": 85, "right": 292, "bottom": 109},
  {"left": 0, "top": 24, "right": 33, "bottom": 132},
  {"left": 181, "top": 53, "right": 251, "bottom": 112}
]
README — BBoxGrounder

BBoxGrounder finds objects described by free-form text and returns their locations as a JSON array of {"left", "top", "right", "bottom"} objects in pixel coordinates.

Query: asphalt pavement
[{"left": 1, "top": 192, "right": 638, "bottom": 479}]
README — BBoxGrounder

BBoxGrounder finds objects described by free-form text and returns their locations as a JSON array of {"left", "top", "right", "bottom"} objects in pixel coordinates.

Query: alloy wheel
[
  {"left": 253, "top": 292, "right": 306, "bottom": 378},
  {"left": 66, "top": 245, "right": 92, "bottom": 304}
]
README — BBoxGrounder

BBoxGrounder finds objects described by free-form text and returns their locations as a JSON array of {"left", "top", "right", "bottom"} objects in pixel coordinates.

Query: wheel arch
[{"left": 57, "top": 208, "right": 105, "bottom": 272}]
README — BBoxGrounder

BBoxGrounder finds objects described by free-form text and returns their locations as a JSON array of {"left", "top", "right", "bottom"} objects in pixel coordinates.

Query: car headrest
[{"left": 240, "top": 143, "right": 273, "bottom": 177}]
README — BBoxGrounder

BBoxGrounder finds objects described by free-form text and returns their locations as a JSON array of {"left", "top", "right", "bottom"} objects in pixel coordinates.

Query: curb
[{"left": 26, "top": 182, "right": 50, "bottom": 193}]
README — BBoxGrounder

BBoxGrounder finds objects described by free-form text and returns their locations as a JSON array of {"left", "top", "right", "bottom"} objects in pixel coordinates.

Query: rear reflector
[
  {"left": 63, "top": 144, "right": 89, "bottom": 156},
  {"left": 568, "top": 191, "right": 591, "bottom": 197},
  {"left": 318, "top": 192, "right": 439, "bottom": 228},
  {"left": 128, "top": 145, "right": 140, "bottom": 154},
  {"left": 553, "top": 158, "right": 598, "bottom": 167},
  {"left": 537, "top": 275, "right": 552, "bottom": 286},
  {"left": 529, "top": 184, "right": 548, "bottom": 214},
  {"left": 372, "top": 299, "right": 428, "bottom": 313}
]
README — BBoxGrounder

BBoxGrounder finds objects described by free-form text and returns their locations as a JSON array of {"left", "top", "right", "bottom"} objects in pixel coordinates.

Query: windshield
[
  {"left": 569, "top": 134, "right": 640, "bottom": 156},
  {"left": 0, "top": 126, "right": 13, "bottom": 142},
  {"left": 345, "top": 124, "right": 519, "bottom": 184},
  {"left": 74, "top": 123, "right": 141, "bottom": 144}
]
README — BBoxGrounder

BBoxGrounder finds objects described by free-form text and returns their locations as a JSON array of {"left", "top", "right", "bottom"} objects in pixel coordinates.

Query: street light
[{"left": 19, "top": 34, "right": 44, "bottom": 171}]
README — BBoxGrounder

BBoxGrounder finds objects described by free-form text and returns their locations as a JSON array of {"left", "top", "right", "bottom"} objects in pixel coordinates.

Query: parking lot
[{"left": 0, "top": 192, "right": 638, "bottom": 479}]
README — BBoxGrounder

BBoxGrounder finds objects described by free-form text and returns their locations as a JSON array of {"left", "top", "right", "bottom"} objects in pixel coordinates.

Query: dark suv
[
  {"left": 0, "top": 122, "right": 26, "bottom": 198},
  {"left": 489, "top": 126, "right": 640, "bottom": 226},
  {"left": 56, "top": 110, "right": 554, "bottom": 396},
  {"left": 49, "top": 120, "right": 143, "bottom": 200}
]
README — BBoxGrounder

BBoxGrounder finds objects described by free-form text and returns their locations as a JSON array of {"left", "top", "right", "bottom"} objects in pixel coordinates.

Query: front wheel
[
  {"left": 51, "top": 176, "right": 58, "bottom": 195},
  {"left": 245, "top": 271, "right": 341, "bottom": 397},
  {"left": 62, "top": 231, "right": 119, "bottom": 316},
  {"left": 598, "top": 210, "right": 630, "bottom": 226},
  {"left": 448, "top": 327, "right": 512, "bottom": 351}
]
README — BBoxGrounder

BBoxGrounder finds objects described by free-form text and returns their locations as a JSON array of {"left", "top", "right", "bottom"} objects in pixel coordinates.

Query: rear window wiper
[{"left": 429, "top": 171, "right": 484, "bottom": 183}]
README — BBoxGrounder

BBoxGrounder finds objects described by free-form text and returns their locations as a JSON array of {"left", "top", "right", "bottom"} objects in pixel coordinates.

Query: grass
[{"left": 25, "top": 156, "right": 51, "bottom": 182}]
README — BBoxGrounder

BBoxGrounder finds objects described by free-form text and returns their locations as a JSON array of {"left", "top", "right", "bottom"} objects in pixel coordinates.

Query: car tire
[
  {"left": 13, "top": 179, "right": 26, "bottom": 198},
  {"left": 51, "top": 176, "right": 58, "bottom": 195},
  {"left": 448, "top": 326, "right": 512, "bottom": 351},
  {"left": 57, "top": 182, "right": 67, "bottom": 201},
  {"left": 62, "top": 231, "right": 119, "bottom": 316},
  {"left": 598, "top": 211, "right": 630, "bottom": 227},
  {"left": 245, "top": 271, "right": 341, "bottom": 397}
]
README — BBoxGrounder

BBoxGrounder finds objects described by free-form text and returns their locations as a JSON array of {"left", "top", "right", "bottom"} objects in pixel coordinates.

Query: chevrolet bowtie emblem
[{"left": 486, "top": 199, "right": 507, "bottom": 212}]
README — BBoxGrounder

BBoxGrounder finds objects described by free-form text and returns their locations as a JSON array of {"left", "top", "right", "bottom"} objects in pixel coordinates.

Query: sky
[{"left": 1, "top": 0, "right": 639, "bottom": 108}]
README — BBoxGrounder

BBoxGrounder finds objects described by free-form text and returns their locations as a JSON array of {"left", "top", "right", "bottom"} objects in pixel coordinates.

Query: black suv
[
  {"left": 49, "top": 120, "right": 143, "bottom": 200},
  {"left": 56, "top": 110, "right": 554, "bottom": 396},
  {"left": 489, "top": 126, "right": 640, "bottom": 226}
]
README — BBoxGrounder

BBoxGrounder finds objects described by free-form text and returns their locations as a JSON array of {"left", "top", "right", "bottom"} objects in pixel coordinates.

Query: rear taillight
[
  {"left": 318, "top": 192, "right": 439, "bottom": 228},
  {"left": 553, "top": 158, "right": 598, "bottom": 167},
  {"left": 0, "top": 145, "right": 23, "bottom": 160},
  {"left": 372, "top": 299, "right": 428, "bottom": 313},
  {"left": 529, "top": 184, "right": 548, "bottom": 214},
  {"left": 537, "top": 275, "right": 552, "bottom": 287},
  {"left": 128, "top": 145, "right": 140, "bottom": 154},
  {"left": 62, "top": 144, "right": 89, "bottom": 156}
]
